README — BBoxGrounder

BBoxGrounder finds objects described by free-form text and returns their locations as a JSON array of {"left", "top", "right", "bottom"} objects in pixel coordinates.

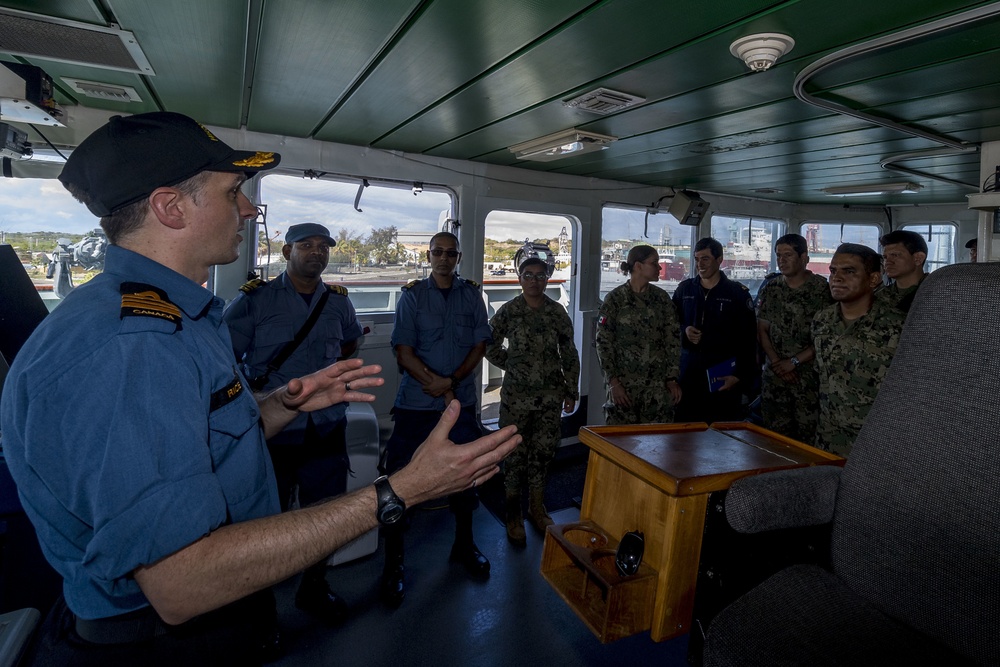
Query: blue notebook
[{"left": 706, "top": 358, "right": 737, "bottom": 392}]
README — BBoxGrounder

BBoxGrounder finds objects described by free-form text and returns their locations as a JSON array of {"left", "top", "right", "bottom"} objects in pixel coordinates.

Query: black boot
[
  {"left": 295, "top": 562, "right": 348, "bottom": 625},
  {"left": 380, "top": 524, "right": 405, "bottom": 608},
  {"left": 449, "top": 509, "right": 490, "bottom": 579}
]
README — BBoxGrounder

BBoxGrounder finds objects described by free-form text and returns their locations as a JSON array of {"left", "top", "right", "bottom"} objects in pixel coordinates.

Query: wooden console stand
[{"left": 541, "top": 422, "right": 843, "bottom": 643}]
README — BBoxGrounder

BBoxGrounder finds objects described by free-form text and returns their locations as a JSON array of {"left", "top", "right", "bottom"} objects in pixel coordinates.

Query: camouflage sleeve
[
  {"left": 664, "top": 296, "right": 681, "bottom": 379},
  {"left": 595, "top": 291, "right": 620, "bottom": 381},
  {"left": 484, "top": 304, "right": 509, "bottom": 370},
  {"left": 557, "top": 308, "right": 580, "bottom": 400}
]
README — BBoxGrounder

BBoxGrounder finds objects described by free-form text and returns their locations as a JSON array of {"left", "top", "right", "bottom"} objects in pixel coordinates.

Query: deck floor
[{"left": 272, "top": 504, "right": 690, "bottom": 667}]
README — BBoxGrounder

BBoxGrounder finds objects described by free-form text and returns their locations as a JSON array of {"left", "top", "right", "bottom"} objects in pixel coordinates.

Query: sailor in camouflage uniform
[
  {"left": 596, "top": 245, "right": 682, "bottom": 425},
  {"left": 812, "top": 243, "right": 906, "bottom": 457},
  {"left": 486, "top": 257, "right": 579, "bottom": 546},
  {"left": 875, "top": 229, "right": 928, "bottom": 313},
  {"left": 757, "top": 234, "right": 834, "bottom": 443}
]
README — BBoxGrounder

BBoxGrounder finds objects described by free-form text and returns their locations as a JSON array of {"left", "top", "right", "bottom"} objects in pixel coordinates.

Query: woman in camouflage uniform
[{"left": 596, "top": 245, "right": 682, "bottom": 424}]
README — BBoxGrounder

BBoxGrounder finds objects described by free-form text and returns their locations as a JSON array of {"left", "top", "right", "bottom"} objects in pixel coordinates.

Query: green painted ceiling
[{"left": 4, "top": 0, "right": 1000, "bottom": 205}]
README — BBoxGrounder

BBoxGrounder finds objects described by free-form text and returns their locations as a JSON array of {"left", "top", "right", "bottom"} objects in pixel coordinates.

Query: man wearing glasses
[
  {"left": 485, "top": 257, "right": 579, "bottom": 547},
  {"left": 380, "top": 232, "right": 493, "bottom": 606}
]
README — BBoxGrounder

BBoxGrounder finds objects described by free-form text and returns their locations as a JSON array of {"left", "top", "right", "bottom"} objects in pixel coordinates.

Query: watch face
[{"left": 379, "top": 503, "right": 405, "bottom": 525}]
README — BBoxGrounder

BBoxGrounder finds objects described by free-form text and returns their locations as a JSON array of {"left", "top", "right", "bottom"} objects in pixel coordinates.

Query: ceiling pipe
[
  {"left": 792, "top": 3, "right": 1000, "bottom": 183},
  {"left": 879, "top": 148, "right": 979, "bottom": 191}
]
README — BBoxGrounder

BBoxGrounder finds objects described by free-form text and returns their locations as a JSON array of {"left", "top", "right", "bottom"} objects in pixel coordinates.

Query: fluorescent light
[
  {"left": 509, "top": 128, "right": 617, "bottom": 162},
  {"left": 822, "top": 182, "right": 923, "bottom": 197}
]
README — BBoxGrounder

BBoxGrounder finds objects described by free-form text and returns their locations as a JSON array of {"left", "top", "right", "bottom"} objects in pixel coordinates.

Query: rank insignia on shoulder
[
  {"left": 327, "top": 284, "right": 349, "bottom": 296},
  {"left": 402, "top": 279, "right": 421, "bottom": 291},
  {"left": 238, "top": 278, "right": 267, "bottom": 294},
  {"left": 464, "top": 278, "right": 482, "bottom": 290},
  {"left": 119, "top": 282, "right": 182, "bottom": 330}
]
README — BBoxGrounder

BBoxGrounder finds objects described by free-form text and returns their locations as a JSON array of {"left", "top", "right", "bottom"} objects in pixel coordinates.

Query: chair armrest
[{"left": 725, "top": 466, "right": 842, "bottom": 533}]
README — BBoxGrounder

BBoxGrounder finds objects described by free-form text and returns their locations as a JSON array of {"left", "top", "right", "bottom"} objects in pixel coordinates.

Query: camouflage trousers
[
  {"left": 760, "top": 366, "right": 820, "bottom": 445},
  {"left": 604, "top": 378, "right": 674, "bottom": 426},
  {"left": 499, "top": 392, "right": 563, "bottom": 491}
]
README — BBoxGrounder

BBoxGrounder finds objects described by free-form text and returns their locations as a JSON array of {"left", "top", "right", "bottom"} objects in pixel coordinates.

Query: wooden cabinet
[{"left": 541, "top": 422, "right": 843, "bottom": 642}]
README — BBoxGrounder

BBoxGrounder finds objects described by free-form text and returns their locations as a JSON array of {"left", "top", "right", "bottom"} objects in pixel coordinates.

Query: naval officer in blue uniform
[
  {"left": 0, "top": 112, "right": 519, "bottom": 665},
  {"left": 224, "top": 222, "right": 363, "bottom": 624},
  {"left": 379, "top": 231, "right": 493, "bottom": 607}
]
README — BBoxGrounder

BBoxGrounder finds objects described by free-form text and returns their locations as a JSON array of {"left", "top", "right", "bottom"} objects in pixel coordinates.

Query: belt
[{"left": 74, "top": 606, "right": 167, "bottom": 644}]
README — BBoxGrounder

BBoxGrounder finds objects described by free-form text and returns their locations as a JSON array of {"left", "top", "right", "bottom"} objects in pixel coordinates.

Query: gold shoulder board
[
  {"left": 119, "top": 281, "right": 182, "bottom": 331},
  {"left": 238, "top": 278, "right": 267, "bottom": 294},
  {"left": 328, "top": 284, "right": 349, "bottom": 296},
  {"left": 402, "top": 279, "right": 421, "bottom": 291}
]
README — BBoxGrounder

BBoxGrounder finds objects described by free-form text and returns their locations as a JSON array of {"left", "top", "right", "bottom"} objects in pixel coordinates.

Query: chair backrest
[{"left": 831, "top": 263, "right": 1000, "bottom": 664}]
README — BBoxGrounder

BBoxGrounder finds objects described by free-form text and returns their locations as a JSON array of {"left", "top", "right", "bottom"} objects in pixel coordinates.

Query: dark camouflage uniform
[
  {"left": 486, "top": 294, "right": 579, "bottom": 491},
  {"left": 875, "top": 274, "right": 926, "bottom": 313},
  {"left": 596, "top": 283, "right": 681, "bottom": 424},
  {"left": 812, "top": 299, "right": 905, "bottom": 456},
  {"left": 756, "top": 272, "right": 834, "bottom": 443}
]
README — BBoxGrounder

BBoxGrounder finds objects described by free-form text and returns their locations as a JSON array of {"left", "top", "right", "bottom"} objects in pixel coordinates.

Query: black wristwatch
[{"left": 374, "top": 475, "right": 406, "bottom": 525}]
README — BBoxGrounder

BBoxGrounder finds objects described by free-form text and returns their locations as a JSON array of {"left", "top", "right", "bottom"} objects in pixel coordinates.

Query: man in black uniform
[{"left": 672, "top": 237, "right": 757, "bottom": 423}]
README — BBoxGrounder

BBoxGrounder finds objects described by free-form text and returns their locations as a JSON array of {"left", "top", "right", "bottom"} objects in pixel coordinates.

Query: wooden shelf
[{"left": 540, "top": 521, "right": 657, "bottom": 643}]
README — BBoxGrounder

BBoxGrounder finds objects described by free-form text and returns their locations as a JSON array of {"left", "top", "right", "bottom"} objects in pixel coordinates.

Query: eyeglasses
[
  {"left": 520, "top": 272, "right": 548, "bottom": 282},
  {"left": 430, "top": 248, "right": 459, "bottom": 258}
]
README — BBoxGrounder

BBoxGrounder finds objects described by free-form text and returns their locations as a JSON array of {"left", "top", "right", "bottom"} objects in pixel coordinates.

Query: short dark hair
[
  {"left": 694, "top": 237, "right": 723, "bottom": 259},
  {"left": 429, "top": 231, "right": 459, "bottom": 250},
  {"left": 68, "top": 170, "right": 211, "bottom": 245},
  {"left": 879, "top": 230, "right": 928, "bottom": 256},
  {"left": 620, "top": 244, "right": 657, "bottom": 275},
  {"left": 775, "top": 233, "right": 807, "bottom": 255},
  {"left": 834, "top": 243, "right": 882, "bottom": 275}
]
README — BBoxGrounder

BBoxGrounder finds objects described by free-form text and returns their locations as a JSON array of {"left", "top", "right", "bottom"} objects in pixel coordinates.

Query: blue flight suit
[
  {"left": 0, "top": 245, "right": 279, "bottom": 622},
  {"left": 384, "top": 276, "right": 491, "bottom": 487},
  {"left": 672, "top": 271, "right": 758, "bottom": 423},
  {"left": 224, "top": 272, "right": 362, "bottom": 509}
]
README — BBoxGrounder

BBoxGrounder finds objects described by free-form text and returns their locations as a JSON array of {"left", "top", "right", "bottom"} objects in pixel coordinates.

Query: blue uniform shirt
[
  {"left": 223, "top": 272, "right": 362, "bottom": 444},
  {"left": 0, "top": 245, "right": 279, "bottom": 620},
  {"left": 391, "top": 276, "right": 491, "bottom": 410}
]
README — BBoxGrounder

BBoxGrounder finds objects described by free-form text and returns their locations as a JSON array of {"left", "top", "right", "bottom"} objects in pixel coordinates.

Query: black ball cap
[{"left": 58, "top": 111, "right": 281, "bottom": 217}]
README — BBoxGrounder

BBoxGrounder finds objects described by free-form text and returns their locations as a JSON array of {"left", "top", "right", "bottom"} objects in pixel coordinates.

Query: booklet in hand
[{"left": 706, "top": 357, "right": 737, "bottom": 392}]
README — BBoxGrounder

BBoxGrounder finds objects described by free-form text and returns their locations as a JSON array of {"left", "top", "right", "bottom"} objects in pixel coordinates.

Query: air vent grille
[
  {"left": 63, "top": 78, "right": 142, "bottom": 102},
  {"left": 564, "top": 88, "right": 645, "bottom": 115},
  {"left": 0, "top": 8, "right": 154, "bottom": 75}
]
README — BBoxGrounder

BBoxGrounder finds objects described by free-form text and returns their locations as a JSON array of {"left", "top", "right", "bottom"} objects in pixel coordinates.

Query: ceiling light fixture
[
  {"left": 509, "top": 128, "right": 617, "bottom": 162},
  {"left": 730, "top": 33, "right": 795, "bottom": 73},
  {"left": 822, "top": 182, "right": 923, "bottom": 197}
]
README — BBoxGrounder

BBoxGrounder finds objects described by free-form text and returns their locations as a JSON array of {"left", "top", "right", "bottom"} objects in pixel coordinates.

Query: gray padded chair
[{"left": 703, "top": 263, "right": 1000, "bottom": 666}]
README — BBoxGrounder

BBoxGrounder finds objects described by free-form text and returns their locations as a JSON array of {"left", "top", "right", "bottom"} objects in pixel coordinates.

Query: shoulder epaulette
[
  {"left": 463, "top": 278, "right": 482, "bottom": 291},
  {"left": 119, "top": 282, "right": 182, "bottom": 331},
  {"left": 738, "top": 282, "right": 750, "bottom": 291},
  {"left": 238, "top": 278, "right": 267, "bottom": 294},
  {"left": 402, "top": 279, "right": 421, "bottom": 291},
  {"left": 327, "top": 284, "right": 349, "bottom": 296}
]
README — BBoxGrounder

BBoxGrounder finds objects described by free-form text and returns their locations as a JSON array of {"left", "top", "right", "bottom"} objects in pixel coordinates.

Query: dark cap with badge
[
  {"left": 285, "top": 223, "right": 336, "bottom": 247},
  {"left": 58, "top": 111, "right": 281, "bottom": 217}
]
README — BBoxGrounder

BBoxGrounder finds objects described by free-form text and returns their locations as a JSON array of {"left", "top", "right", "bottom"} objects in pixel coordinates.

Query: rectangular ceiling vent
[
  {"left": 564, "top": 87, "right": 645, "bottom": 115},
  {"left": 0, "top": 7, "right": 154, "bottom": 75},
  {"left": 63, "top": 78, "right": 142, "bottom": 103}
]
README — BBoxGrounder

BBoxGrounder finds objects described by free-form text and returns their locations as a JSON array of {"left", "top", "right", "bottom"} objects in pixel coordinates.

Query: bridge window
[
  {"left": 0, "top": 177, "right": 106, "bottom": 312},
  {"left": 258, "top": 174, "right": 455, "bottom": 313},
  {"left": 709, "top": 215, "right": 785, "bottom": 296},
  {"left": 899, "top": 223, "right": 958, "bottom": 272},
  {"left": 794, "top": 222, "right": 882, "bottom": 279},
  {"left": 600, "top": 205, "right": 694, "bottom": 300}
]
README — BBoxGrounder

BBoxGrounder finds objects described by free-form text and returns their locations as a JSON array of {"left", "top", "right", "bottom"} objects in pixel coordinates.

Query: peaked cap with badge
[{"left": 59, "top": 111, "right": 280, "bottom": 217}]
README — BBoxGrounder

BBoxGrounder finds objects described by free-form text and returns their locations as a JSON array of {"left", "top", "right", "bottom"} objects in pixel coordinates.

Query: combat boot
[
  {"left": 527, "top": 486, "right": 554, "bottom": 533},
  {"left": 505, "top": 489, "right": 526, "bottom": 547},
  {"left": 449, "top": 509, "right": 490, "bottom": 579}
]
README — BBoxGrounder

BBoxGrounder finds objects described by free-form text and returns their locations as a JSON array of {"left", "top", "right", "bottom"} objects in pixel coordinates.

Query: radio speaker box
[{"left": 669, "top": 191, "right": 709, "bottom": 226}]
